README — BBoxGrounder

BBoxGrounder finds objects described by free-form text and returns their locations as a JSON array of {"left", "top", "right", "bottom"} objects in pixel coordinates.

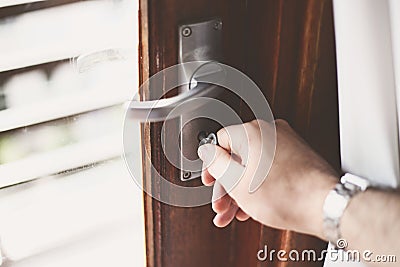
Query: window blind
[
  {"left": 0, "top": 1, "right": 145, "bottom": 266},
  {"left": 0, "top": 0, "right": 138, "bottom": 187}
]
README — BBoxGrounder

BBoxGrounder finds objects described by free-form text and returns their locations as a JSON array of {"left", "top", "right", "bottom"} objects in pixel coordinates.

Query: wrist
[
  {"left": 321, "top": 173, "right": 370, "bottom": 245},
  {"left": 312, "top": 173, "right": 338, "bottom": 239},
  {"left": 296, "top": 170, "right": 337, "bottom": 238}
]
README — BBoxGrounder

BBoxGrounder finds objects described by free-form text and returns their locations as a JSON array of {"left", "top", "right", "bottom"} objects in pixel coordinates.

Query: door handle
[{"left": 126, "top": 70, "right": 223, "bottom": 122}]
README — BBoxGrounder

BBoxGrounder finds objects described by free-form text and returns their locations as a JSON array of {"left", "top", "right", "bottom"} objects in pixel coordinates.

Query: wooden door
[{"left": 138, "top": 0, "right": 340, "bottom": 266}]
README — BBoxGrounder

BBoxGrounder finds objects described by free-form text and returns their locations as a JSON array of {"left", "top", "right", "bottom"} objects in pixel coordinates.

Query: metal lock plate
[{"left": 178, "top": 18, "right": 223, "bottom": 181}]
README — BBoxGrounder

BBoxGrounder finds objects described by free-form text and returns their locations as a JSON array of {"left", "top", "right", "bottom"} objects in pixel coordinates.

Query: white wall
[{"left": 326, "top": 0, "right": 400, "bottom": 266}]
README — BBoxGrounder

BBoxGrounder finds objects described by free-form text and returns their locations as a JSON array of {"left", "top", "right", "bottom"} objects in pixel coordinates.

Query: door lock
[{"left": 179, "top": 18, "right": 223, "bottom": 181}]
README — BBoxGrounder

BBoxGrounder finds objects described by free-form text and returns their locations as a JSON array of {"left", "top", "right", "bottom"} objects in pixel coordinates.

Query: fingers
[
  {"left": 212, "top": 203, "right": 250, "bottom": 227},
  {"left": 212, "top": 182, "right": 250, "bottom": 223},
  {"left": 235, "top": 209, "right": 250, "bottom": 221},
  {"left": 198, "top": 121, "right": 268, "bottom": 228},
  {"left": 212, "top": 182, "right": 231, "bottom": 213},
  {"left": 211, "top": 179, "right": 251, "bottom": 227},
  {"left": 213, "top": 205, "right": 239, "bottom": 228},
  {"left": 201, "top": 168, "right": 215, "bottom": 186},
  {"left": 198, "top": 144, "right": 246, "bottom": 196}
]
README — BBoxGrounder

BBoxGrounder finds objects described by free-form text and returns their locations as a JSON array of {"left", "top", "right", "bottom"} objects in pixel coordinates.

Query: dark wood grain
[
  {"left": 139, "top": 0, "right": 340, "bottom": 266},
  {"left": 139, "top": 1, "right": 247, "bottom": 266},
  {"left": 243, "top": 1, "right": 340, "bottom": 266}
]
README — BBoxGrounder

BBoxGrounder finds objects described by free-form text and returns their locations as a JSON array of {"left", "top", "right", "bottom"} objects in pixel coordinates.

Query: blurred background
[{"left": 0, "top": 0, "right": 145, "bottom": 266}]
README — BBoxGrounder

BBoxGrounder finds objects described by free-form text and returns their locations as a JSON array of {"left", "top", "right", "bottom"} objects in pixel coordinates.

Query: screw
[
  {"left": 213, "top": 21, "right": 222, "bottom": 31},
  {"left": 183, "top": 171, "right": 192, "bottom": 180},
  {"left": 182, "top": 27, "right": 192, "bottom": 37}
]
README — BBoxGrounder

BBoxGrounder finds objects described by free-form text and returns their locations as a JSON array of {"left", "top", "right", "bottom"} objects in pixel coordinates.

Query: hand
[{"left": 197, "top": 119, "right": 338, "bottom": 238}]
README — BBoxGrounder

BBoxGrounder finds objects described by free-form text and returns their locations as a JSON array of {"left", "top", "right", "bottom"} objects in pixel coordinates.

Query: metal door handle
[{"left": 126, "top": 81, "right": 221, "bottom": 122}]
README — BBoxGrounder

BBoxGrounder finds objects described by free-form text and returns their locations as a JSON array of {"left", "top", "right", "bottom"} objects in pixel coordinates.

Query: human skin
[{"left": 198, "top": 119, "right": 400, "bottom": 265}]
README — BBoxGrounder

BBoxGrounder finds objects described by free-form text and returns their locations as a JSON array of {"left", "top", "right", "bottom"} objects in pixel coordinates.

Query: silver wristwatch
[{"left": 322, "top": 173, "right": 370, "bottom": 246}]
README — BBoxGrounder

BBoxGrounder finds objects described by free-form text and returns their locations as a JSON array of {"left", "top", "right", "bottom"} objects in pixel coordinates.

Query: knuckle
[
  {"left": 244, "top": 121, "right": 261, "bottom": 141},
  {"left": 247, "top": 131, "right": 260, "bottom": 144},
  {"left": 275, "top": 119, "right": 290, "bottom": 127},
  {"left": 275, "top": 119, "right": 292, "bottom": 129},
  {"left": 243, "top": 120, "right": 257, "bottom": 132},
  {"left": 212, "top": 201, "right": 227, "bottom": 213},
  {"left": 217, "top": 127, "right": 228, "bottom": 142}
]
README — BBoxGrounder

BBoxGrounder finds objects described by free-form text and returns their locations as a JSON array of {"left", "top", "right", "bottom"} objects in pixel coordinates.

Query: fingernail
[{"left": 198, "top": 144, "right": 215, "bottom": 166}]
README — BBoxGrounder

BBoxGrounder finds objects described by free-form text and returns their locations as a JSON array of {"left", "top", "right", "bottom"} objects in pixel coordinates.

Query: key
[{"left": 198, "top": 132, "right": 218, "bottom": 147}]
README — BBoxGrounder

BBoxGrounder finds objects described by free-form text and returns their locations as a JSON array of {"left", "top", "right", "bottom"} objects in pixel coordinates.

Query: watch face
[
  {"left": 322, "top": 183, "right": 352, "bottom": 243},
  {"left": 323, "top": 189, "right": 349, "bottom": 219}
]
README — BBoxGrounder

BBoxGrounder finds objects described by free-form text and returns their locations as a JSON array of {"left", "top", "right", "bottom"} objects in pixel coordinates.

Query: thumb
[{"left": 198, "top": 144, "right": 246, "bottom": 197}]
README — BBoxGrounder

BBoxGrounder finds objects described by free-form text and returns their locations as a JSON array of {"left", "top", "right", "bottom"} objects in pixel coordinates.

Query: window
[{"left": 0, "top": 1, "right": 145, "bottom": 266}]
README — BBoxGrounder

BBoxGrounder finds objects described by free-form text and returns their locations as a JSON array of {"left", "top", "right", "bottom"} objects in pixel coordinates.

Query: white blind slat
[
  {"left": 0, "top": 0, "right": 137, "bottom": 72},
  {"left": 0, "top": 159, "right": 144, "bottom": 265},
  {"left": 0, "top": 92, "right": 129, "bottom": 132},
  {"left": 0, "top": 0, "right": 46, "bottom": 8},
  {"left": 1, "top": 49, "right": 137, "bottom": 132},
  {"left": 0, "top": 133, "right": 121, "bottom": 188}
]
